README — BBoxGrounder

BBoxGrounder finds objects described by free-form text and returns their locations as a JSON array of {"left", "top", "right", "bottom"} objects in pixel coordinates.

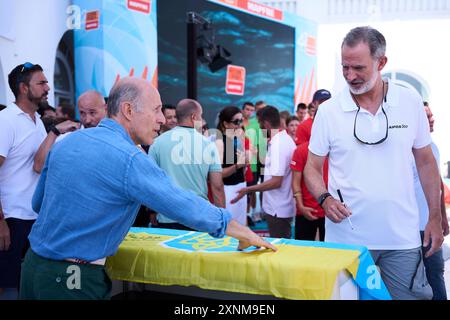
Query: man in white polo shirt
[
  {"left": 232, "top": 106, "right": 296, "bottom": 238},
  {"left": 304, "top": 27, "right": 443, "bottom": 300},
  {"left": 0, "top": 63, "right": 49, "bottom": 299}
]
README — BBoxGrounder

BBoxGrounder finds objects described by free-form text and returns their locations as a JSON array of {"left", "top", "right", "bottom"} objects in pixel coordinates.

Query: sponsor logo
[
  {"left": 85, "top": 10, "right": 100, "bottom": 30},
  {"left": 306, "top": 36, "right": 316, "bottom": 56},
  {"left": 217, "top": 0, "right": 283, "bottom": 21},
  {"left": 389, "top": 124, "right": 409, "bottom": 129},
  {"left": 127, "top": 0, "right": 151, "bottom": 14},
  {"left": 226, "top": 65, "right": 246, "bottom": 95}
]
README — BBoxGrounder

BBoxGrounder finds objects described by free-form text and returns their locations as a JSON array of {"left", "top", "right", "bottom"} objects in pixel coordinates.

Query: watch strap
[
  {"left": 50, "top": 124, "right": 61, "bottom": 136},
  {"left": 318, "top": 192, "right": 332, "bottom": 208}
]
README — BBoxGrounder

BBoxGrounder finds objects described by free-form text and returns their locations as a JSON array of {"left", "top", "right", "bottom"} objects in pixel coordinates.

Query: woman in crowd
[{"left": 215, "top": 106, "right": 248, "bottom": 225}]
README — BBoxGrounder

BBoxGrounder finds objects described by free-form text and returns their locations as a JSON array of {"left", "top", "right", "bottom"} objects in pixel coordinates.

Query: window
[{"left": 383, "top": 70, "right": 430, "bottom": 101}]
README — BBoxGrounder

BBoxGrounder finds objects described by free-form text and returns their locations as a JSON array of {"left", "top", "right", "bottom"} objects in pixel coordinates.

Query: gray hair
[
  {"left": 107, "top": 81, "right": 143, "bottom": 117},
  {"left": 342, "top": 26, "right": 386, "bottom": 59},
  {"left": 176, "top": 99, "right": 200, "bottom": 122}
]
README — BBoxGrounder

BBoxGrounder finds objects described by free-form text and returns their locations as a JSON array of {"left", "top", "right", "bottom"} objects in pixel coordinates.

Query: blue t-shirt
[
  {"left": 149, "top": 126, "right": 222, "bottom": 223},
  {"left": 29, "top": 119, "right": 231, "bottom": 261}
]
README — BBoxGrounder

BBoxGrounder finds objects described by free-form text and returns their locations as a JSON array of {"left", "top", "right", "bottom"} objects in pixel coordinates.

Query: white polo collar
[
  {"left": 9, "top": 102, "right": 25, "bottom": 115},
  {"left": 9, "top": 102, "right": 41, "bottom": 119},
  {"left": 340, "top": 78, "right": 400, "bottom": 113},
  {"left": 268, "top": 129, "right": 287, "bottom": 145}
]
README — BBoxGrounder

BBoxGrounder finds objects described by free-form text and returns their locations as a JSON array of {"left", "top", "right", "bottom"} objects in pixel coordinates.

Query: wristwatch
[
  {"left": 49, "top": 124, "right": 61, "bottom": 136},
  {"left": 317, "top": 192, "right": 332, "bottom": 208}
]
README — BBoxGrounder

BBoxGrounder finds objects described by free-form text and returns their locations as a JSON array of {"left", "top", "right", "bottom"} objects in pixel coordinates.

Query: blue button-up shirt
[{"left": 29, "top": 118, "right": 231, "bottom": 261}]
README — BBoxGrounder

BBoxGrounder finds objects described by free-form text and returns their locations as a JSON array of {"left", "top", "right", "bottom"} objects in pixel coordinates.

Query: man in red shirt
[
  {"left": 294, "top": 89, "right": 331, "bottom": 145},
  {"left": 291, "top": 142, "right": 328, "bottom": 241}
]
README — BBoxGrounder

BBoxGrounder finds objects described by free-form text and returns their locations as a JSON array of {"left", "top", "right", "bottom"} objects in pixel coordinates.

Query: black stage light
[
  {"left": 208, "top": 45, "right": 232, "bottom": 72},
  {"left": 187, "top": 11, "right": 232, "bottom": 74},
  {"left": 196, "top": 35, "right": 215, "bottom": 64}
]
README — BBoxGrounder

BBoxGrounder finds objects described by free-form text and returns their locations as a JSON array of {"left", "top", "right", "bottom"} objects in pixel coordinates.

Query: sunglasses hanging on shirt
[{"left": 351, "top": 81, "right": 389, "bottom": 145}]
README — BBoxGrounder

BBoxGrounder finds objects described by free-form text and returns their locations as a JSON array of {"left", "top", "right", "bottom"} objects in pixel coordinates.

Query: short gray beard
[{"left": 348, "top": 64, "right": 379, "bottom": 95}]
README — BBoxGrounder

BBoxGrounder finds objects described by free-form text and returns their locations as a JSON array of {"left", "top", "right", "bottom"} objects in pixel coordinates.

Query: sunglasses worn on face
[{"left": 230, "top": 119, "right": 243, "bottom": 125}]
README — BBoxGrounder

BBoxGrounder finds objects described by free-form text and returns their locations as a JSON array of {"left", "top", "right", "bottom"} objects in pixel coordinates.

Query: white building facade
[{"left": 0, "top": 0, "right": 73, "bottom": 107}]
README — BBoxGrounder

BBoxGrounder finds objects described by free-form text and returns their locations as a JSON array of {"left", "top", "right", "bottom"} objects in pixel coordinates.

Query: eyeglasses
[
  {"left": 352, "top": 81, "right": 389, "bottom": 145},
  {"left": 353, "top": 106, "right": 388, "bottom": 145},
  {"left": 230, "top": 119, "right": 243, "bottom": 126}
]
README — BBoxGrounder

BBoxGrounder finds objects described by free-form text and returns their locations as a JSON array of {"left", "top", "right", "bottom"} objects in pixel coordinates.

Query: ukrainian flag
[{"left": 106, "top": 228, "right": 391, "bottom": 300}]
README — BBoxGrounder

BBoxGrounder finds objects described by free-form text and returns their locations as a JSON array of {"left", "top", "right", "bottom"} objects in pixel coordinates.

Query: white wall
[
  {"left": 0, "top": 0, "right": 71, "bottom": 106},
  {"left": 317, "top": 19, "right": 450, "bottom": 170},
  {"left": 0, "top": 59, "right": 5, "bottom": 104}
]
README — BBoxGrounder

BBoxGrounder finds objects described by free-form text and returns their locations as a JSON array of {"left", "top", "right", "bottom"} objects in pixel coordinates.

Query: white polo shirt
[
  {"left": 263, "top": 130, "right": 296, "bottom": 218},
  {"left": 309, "top": 79, "right": 431, "bottom": 250},
  {"left": 0, "top": 103, "right": 47, "bottom": 220},
  {"left": 55, "top": 124, "right": 84, "bottom": 143}
]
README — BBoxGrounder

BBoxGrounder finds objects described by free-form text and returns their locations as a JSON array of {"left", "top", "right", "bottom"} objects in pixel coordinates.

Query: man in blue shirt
[{"left": 20, "top": 77, "right": 276, "bottom": 300}]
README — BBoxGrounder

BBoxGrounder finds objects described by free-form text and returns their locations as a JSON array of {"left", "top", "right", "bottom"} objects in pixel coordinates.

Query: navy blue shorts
[{"left": 0, "top": 218, "right": 34, "bottom": 288}]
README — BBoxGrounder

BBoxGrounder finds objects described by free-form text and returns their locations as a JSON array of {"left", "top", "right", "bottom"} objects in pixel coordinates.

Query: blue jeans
[{"left": 420, "top": 231, "right": 447, "bottom": 300}]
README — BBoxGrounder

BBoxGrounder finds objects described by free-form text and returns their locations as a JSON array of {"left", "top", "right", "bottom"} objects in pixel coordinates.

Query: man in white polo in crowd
[
  {"left": 0, "top": 63, "right": 49, "bottom": 299},
  {"left": 232, "top": 106, "right": 296, "bottom": 238}
]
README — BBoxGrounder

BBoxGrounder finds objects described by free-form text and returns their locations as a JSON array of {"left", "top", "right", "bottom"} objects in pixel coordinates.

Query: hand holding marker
[{"left": 337, "top": 189, "right": 354, "bottom": 230}]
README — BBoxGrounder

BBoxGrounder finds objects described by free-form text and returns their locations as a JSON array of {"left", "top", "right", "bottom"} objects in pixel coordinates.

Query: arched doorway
[
  {"left": 383, "top": 70, "right": 430, "bottom": 102},
  {"left": 54, "top": 30, "right": 75, "bottom": 107}
]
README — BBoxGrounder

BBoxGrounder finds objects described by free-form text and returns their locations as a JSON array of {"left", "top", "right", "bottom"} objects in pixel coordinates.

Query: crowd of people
[{"left": 0, "top": 26, "right": 448, "bottom": 300}]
